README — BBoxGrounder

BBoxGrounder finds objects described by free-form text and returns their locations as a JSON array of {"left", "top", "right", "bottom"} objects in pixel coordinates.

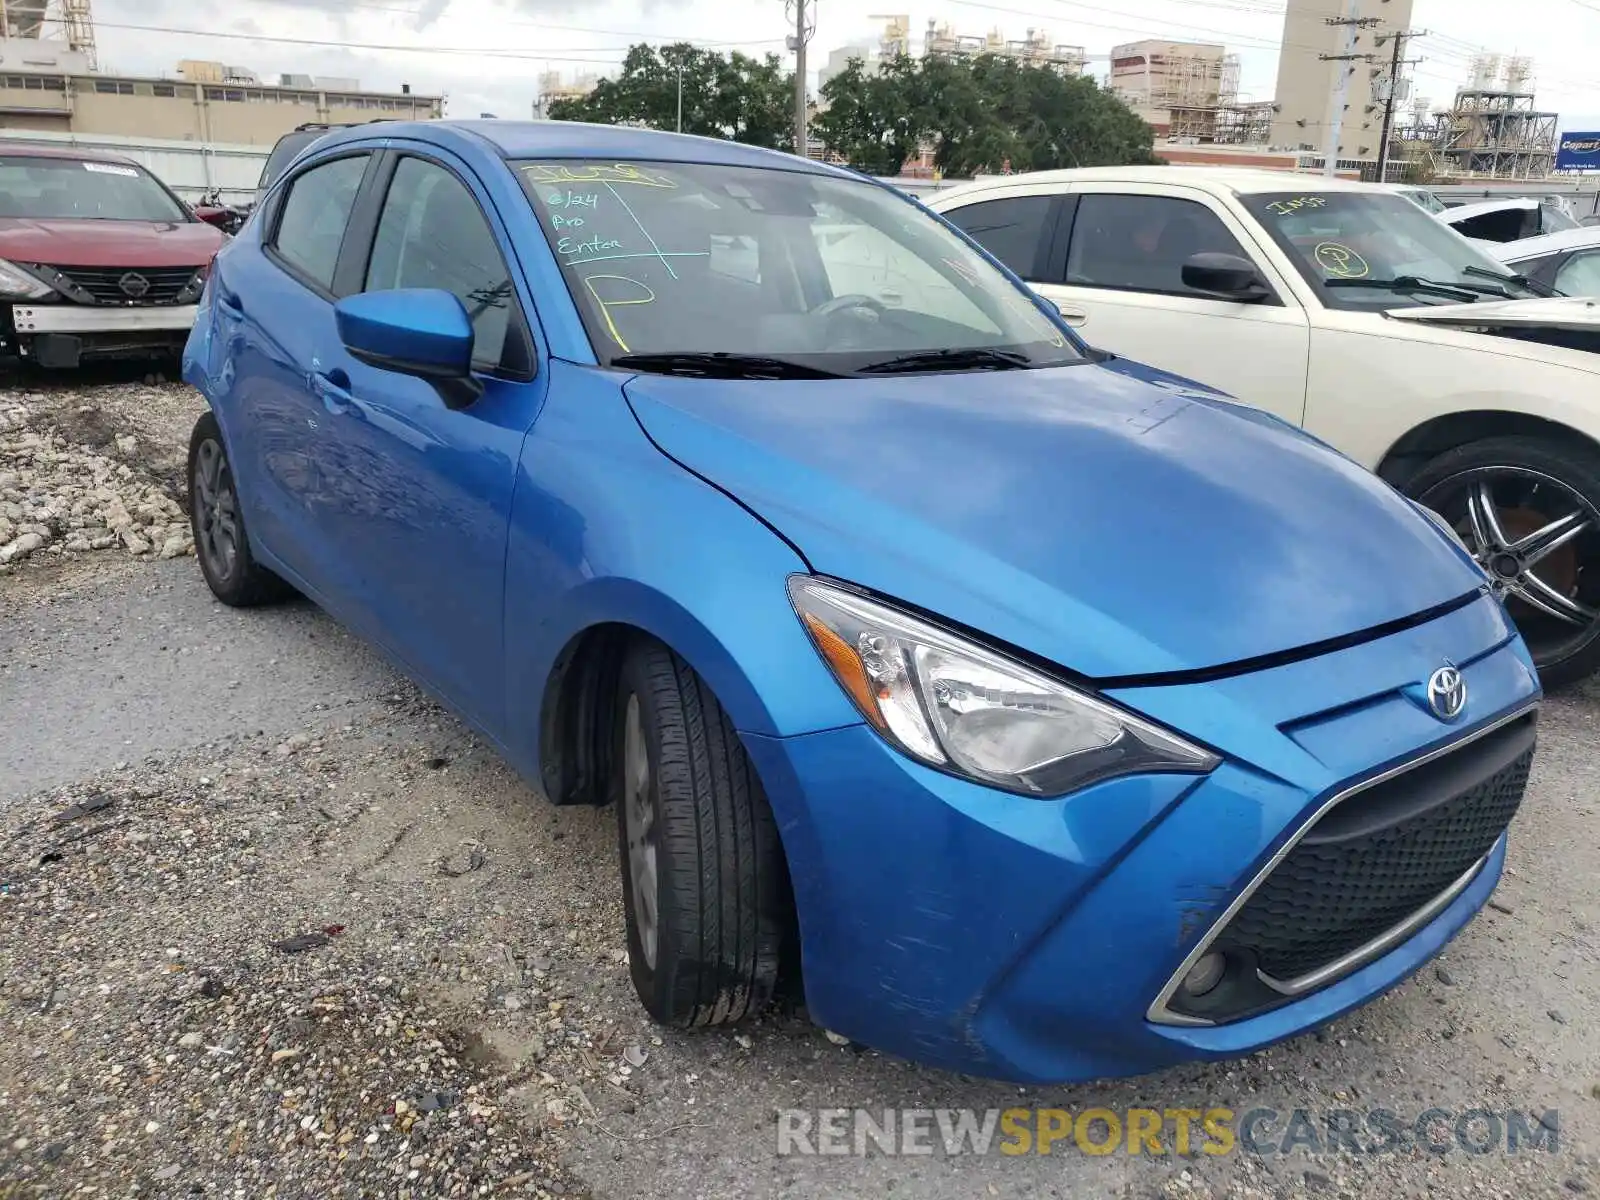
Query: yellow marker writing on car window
[
  {"left": 524, "top": 163, "right": 677, "bottom": 189},
  {"left": 1313, "top": 242, "right": 1369, "bottom": 279},
  {"left": 581, "top": 274, "right": 655, "bottom": 352}
]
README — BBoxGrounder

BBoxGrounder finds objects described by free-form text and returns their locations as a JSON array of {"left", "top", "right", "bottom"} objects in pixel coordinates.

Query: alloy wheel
[
  {"left": 1419, "top": 465, "right": 1600, "bottom": 668},
  {"left": 193, "top": 437, "right": 240, "bottom": 583},
  {"left": 622, "top": 693, "right": 659, "bottom": 971}
]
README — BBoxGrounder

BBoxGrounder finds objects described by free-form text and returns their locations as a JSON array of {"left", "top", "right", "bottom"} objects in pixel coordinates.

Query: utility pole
[
  {"left": 1320, "top": 0, "right": 1380, "bottom": 177},
  {"left": 676, "top": 62, "right": 683, "bottom": 133},
  {"left": 786, "top": 0, "right": 815, "bottom": 158},
  {"left": 1375, "top": 28, "right": 1426, "bottom": 183}
]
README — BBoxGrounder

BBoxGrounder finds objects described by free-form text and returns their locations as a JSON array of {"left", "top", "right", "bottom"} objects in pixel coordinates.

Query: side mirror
[
  {"left": 334, "top": 288, "right": 482, "bottom": 409},
  {"left": 1181, "top": 252, "right": 1272, "bottom": 302}
]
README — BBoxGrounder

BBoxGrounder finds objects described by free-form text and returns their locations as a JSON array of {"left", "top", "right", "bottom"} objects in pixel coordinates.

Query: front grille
[
  {"left": 1218, "top": 714, "right": 1535, "bottom": 985},
  {"left": 35, "top": 264, "right": 199, "bottom": 306}
]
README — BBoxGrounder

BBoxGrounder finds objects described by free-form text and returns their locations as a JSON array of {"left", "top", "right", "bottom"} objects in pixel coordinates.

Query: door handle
[
  {"left": 1054, "top": 303, "right": 1089, "bottom": 325},
  {"left": 312, "top": 368, "right": 353, "bottom": 414}
]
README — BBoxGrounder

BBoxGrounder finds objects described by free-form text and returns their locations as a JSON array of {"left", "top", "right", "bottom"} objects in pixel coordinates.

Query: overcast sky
[{"left": 92, "top": 0, "right": 1600, "bottom": 132}]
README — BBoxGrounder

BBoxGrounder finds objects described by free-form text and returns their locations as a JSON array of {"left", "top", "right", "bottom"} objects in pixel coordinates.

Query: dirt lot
[{"left": 2, "top": 373, "right": 1599, "bottom": 1199}]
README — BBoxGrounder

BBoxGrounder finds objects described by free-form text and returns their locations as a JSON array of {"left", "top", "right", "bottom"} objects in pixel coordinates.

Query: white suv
[{"left": 926, "top": 167, "right": 1600, "bottom": 686}]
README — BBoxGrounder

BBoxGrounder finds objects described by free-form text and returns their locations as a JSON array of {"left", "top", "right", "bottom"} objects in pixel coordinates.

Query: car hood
[
  {"left": 0, "top": 217, "right": 224, "bottom": 267},
  {"left": 622, "top": 360, "right": 1486, "bottom": 680},
  {"left": 1385, "top": 296, "right": 1600, "bottom": 333}
]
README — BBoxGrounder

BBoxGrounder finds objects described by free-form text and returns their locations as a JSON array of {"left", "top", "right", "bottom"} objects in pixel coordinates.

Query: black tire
[
  {"left": 1404, "top": 435, "right": 1600, "bottom": 690},
  {"left": 187, "top": 411, "right": 294, "bottom": 607},
  {"left": 613, "top": 637, "right": 791, "bottom": 1027}
]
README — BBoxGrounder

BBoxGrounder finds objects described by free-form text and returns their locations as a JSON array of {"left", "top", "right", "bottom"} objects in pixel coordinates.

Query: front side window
[
  {"left": 365, "top": 156, "right": 515, "bottom": 370},
  {"left": 273, "top": 154, "right": 369, "bottom": 291},
  {"left": 1242, "top": 191, "right": 1543, "bottom": 309},
  {"left": 1065, "top": 194, "right": 1253, "bottom": 298},
  {"left": 0, "top": 155, "right": 189, "bottom": 222},
  {"left": 942, "top": 195, "right": 1055, "bottom": 280},
  {"left": 513, "top": 159, "right": 1081, "bottom": 374},
  {"left": 1555, "top": 251, "right": 1600, "bottom": 296}
]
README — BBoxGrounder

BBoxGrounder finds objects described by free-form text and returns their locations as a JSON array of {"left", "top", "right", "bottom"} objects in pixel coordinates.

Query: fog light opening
[{"left": 1181, "top": 951, "right": 1227, "bottom": 998}]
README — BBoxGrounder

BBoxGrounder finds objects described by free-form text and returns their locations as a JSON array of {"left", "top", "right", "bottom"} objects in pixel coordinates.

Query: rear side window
[
  {"left": 1066, "top": 193, "right": 1251, "bottom": 299},
  {"left": 943, "top": 195, "right": 1055, "bottom": 281},
  {"left": 364, "top": 156, "right": 516, "bottom": 371},
  {"left": 273, "top": 155, "right": 369, "bottom": 292}
]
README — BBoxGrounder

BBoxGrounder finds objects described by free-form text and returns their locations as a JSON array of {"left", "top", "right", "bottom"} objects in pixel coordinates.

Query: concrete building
[
  {"left": 1270, "top": 0, "right": 1414, "bottom": 165},
  {"left": 1109, "top": 39, "right": 1239, "bottom": 141},
  {"left": 818, "top": 42, "right": 875, "bottom": 91},
  {"left": 0, "top": 44, "right": 441, "bottom": 145}
]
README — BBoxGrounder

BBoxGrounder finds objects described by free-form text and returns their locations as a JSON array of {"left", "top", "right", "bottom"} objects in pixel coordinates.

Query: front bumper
[
  {"left": 741, "top": 591, "right": 1540, "bottom": 1083},
  {"left": 11, "top": 304, "right": 199, "bottom": 334}
]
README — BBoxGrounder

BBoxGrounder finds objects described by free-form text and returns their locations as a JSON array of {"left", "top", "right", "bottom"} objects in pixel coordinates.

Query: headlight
[
  {"left": 788, "top": 577, "right": 1219, "bottom": 796},
  {"left": 0, "top": 259, "right": 54, "bottom": 300}
]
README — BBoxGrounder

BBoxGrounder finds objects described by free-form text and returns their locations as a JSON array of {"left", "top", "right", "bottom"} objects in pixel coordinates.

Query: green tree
[
  {"left": 545, "top": 43, "right": 795, "bottom": 151},
  {"left": 814, "top": 54, "right": 1161, "bottom": 177},
  {"left": 810, "top": 55, "right": 928, "bottom": 177}
]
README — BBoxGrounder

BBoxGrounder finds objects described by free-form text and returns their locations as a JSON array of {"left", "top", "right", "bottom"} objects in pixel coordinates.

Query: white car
[
  {"left": 1437, "top": 195, "right": 1582, "bottom": 244},
  {"left": 1487, "top": 225, "right": 1600, "bottom": 296},
  {"left": 925, "top": 166, "right": 1600, "bottom": 686}
]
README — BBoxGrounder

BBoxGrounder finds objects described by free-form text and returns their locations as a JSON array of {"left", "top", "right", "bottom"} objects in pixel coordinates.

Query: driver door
[{"left": 1040, "top": 184, "right": 1312, "bottom": 426}]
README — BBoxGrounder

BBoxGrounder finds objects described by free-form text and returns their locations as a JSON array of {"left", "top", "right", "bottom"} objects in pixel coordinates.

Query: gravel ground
[
  {"left": 2, "top": 377, "right": 1598, "bottom": 1199},
  {"left": 0, "top": 372, "right": 201, "bottom": 572}
]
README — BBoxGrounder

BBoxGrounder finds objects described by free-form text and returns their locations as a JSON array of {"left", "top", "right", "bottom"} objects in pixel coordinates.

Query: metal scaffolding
[
  {"left": 922, "top": 20, "right": 1087, "bottom": 74},
  {"left": 0, "top": 0, "right": 96, "bottom": 69},
  {"left": 1430, "top": 87, "right": 1558, "bottom": 179}
]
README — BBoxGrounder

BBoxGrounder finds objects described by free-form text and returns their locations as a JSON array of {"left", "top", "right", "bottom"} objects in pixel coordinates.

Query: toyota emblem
[
  {"left": 1426, "top": 664, "right": 1467, "bottom": 722},
  {"left": 118, "top": 272, "right": 150, "bottom": 298}
]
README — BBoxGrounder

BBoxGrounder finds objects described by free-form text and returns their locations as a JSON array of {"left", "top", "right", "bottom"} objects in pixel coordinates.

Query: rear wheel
[
  {"left": 187, "top": 411, "right": 294, "bottom": 607},
  {"left": 613, "top": 637, "right": 790, "bottom": 1027},
  {"left": 1406, "top": 435, "right": 1600, "bottom": 689}
]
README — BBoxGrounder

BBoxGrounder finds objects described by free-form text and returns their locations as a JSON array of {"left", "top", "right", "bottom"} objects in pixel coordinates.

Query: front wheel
[
  {"left": 1406, "top": 435, "right": 1600, "bottom": 689},
  {"left": 613, "top": 637, "right": 791, "bottom": 1027}
]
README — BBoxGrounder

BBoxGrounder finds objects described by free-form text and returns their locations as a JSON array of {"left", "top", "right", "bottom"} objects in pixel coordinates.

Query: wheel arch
[
  {"left": 1376, "top": 409, "right": 1600, "bottom": 490},
  {"left": 529, "top": 584, "right": 823, "bottom": 807}
]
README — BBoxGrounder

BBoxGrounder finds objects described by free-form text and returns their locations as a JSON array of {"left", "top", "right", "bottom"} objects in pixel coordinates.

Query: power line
[{"left": 89, "top": 19, "right": 788, "bottom": 65}]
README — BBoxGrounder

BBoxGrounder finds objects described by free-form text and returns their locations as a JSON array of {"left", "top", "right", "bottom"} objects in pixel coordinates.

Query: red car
[{"left": 0, "top": 142, "right": 227, "bottom": 368}]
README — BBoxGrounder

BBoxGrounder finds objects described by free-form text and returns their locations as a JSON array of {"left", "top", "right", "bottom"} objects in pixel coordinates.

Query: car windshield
[
  {"left": 0, "top": 155, "right": 189, "bottom": 222},
  {"left": 1242, "top": 190, "right": 1542, "bottom": 308},
  {"left": 513, "top": 159, "right": 1084, "bottom": 374},
  {"left": 1400, "top": 188, "right": 1447, "bottom": 214}
]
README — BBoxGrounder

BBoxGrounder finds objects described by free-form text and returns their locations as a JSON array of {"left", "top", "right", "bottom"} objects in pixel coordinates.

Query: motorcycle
[{"left": 193, "top": 189, "right": 249, "bottom": 236}]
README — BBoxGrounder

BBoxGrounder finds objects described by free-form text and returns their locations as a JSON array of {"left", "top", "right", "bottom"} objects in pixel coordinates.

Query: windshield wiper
[
  {"left": 609, "top": 352, "right": 843, "bottom": 380},
  {"left": 1461, "top": 264, "right": 1561, "bottom": 299},
  {"left": 1323, "top": 276, "right": 1480, "bottom": 303},
  {"left": 855, "top": 347, "right": 1033, "bottom": 375}
]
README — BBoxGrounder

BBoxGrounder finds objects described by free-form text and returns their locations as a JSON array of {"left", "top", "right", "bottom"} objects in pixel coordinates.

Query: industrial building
[
  {"left": 1270, "top": 0, "right": 1414, "bottom": 167},
  {"left": 0, "top": 0, "right": 441, "bottom": 147},
  {"left": 531, "top": 70, "right": 598, "bottom": 121},
  {"left": 920, "top": 19, "right": 1085, "bottom": 74},
  {"left": 1108, "top": 39, "right": 1277, "bottom": 145}
]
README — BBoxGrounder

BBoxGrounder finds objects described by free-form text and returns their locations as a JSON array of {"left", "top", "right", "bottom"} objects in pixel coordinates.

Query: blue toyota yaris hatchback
[{"left": 183, "top": 119, "right": 1541, "bottom": 1084}]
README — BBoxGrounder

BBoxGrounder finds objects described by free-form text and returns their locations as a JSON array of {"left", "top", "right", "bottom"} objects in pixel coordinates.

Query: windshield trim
[{"left": 510, "top": 155, "right": 1087, "bottom": 375}]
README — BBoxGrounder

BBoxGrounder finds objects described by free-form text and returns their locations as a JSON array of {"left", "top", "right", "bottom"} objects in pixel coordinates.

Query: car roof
[
  {"left": 0, "top": 140, "right": 140, "bottom": 166},
  {"left": 1491, "top": 225, "right": 1600, "bottom": 262},
  {"left": 925, "top": 165, "right": 1394, "bottom": 203},
  {"left": 311, "top": 118, "right": 856, "bottom": 179},
  {"left": 1440, "top": 196, "right": 1540, "bottom": 222}
]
